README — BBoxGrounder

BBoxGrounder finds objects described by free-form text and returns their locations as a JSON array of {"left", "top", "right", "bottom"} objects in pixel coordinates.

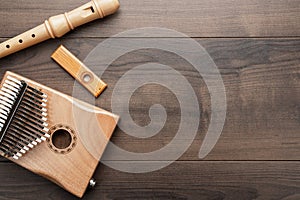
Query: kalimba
[{"left": 0, "top": 71, "right": 119, "bottom": 197}]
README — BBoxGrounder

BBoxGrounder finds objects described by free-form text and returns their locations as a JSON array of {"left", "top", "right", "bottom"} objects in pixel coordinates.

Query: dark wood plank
[
  {"left": 0, "top": 0, "right": 300, "bottom": 38},
  {"left": 0, "top": 0, "right": 299, "bottom": 199},
  {"left": 0, "top": 38, "right": 298, "bottom": 161},
  {"left": 0, "top": 161, "right": 299, "bottom": 199}
]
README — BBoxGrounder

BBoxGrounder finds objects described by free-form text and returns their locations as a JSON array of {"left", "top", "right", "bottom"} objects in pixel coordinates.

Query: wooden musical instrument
[
  {"left": 51, "top": 45, "right": 108, "bottom": 97},
  {"left": 0, "top": 71, "right": 119, "bottom": 197},
  {"left": 0, "top": 0, "right": 120, "bottom": 59}
]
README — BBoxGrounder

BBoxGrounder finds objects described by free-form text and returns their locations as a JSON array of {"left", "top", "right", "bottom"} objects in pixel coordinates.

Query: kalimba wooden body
[{"left": 0, "top": 71, "right": 119, "bottom": 197}]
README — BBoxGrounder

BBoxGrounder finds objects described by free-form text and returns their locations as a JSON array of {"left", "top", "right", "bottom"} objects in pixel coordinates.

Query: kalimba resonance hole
[
  {"left": 52, "top": 129, "right": 72, "bottom": 149},
  {"left": 47, "top": 124, "right": 77, "bottom": 154}
]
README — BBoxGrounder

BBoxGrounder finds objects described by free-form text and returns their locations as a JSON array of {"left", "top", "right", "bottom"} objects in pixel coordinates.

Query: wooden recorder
[
  {"left": 0, "top": 0, "right": 120, "bottom": 59},
  {"left": 0, "top": 71, "right": 119, "bottom": 197}
]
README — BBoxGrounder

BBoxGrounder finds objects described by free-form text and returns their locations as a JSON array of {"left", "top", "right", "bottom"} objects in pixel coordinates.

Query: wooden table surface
[{"left": 0, "top": 0, "right": 299, "bottom": 199}]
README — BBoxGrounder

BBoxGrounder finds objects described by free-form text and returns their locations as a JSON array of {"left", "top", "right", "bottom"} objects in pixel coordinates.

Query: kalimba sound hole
[{"left": 51, "top": 129, "right": 72, "bottom": 149}]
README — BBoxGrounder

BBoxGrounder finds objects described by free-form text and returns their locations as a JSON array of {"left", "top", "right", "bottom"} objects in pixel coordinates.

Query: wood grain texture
[
  {"left": 0, "top": 0, "right": 299, "bottom": 199},
  {"left": 0, "top": 0, "right": 299, "bottom": 38},
  {"left": 0, "top": 38, "right": 298, "bottom": 162},
  {"left": 0, "top": 161, "right": 299, "bottom": 199}
]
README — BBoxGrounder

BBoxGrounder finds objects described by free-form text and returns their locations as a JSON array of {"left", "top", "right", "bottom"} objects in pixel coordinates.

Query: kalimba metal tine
[
  {"left": 12, "top": 121, "right": 42, "bottom": 143},
  {"left": 11, "top": 123, "right": 39, "bottom": 145},
  {"left": 0, "top": 77, "right": 48, "bottom": 159},
  {"left": 21, "top": 99, "right": 47, "bottom": 114},
  {"left": 25, "top": 88, "right": 46, "bottom": 99},
  {"left": 25, "top": 90, "right": 47, "bottom": 102},
  {"left": 10, "top": 124, "right": 37, "bottom": 142},
  {"left": 24, "top": 94, "right": 44, "bottom": 105},
  {"left": 5, "top": 134, "right": 24, "bottom": 149},
  {"left": 6, "top": 130, "right": 30, "bottom": 150},
  {"left": 17, "top": 108, "right": 46, "bottom": 125},
  {"left": 16, "top": 111, "right": 48, "bottom": 130},
  {"left": 1, "top": 140, "right": 18, "bottom": 158},
  {"left": 9, "top": 126, "right": 34, "bottom": 146},
  {"left": 2, "top": 138, "right": 24, "bottom": 158},
  {"left": 23, "top": 96, "right": 47, "bottom": 112}
]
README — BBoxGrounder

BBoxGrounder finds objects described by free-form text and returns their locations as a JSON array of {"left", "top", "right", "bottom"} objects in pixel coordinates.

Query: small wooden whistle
[
  {"left": 51, "top": 45, "right": 107, "bottom": 97},
  {"left": 0, "top": 0, "right": 120, "bottom": 59}
]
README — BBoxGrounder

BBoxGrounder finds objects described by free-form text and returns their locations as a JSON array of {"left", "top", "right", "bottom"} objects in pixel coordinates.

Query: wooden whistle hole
[
  {"left": 51, "top": 129, "right": 72, "bottom": 150},
  {"left": 31, "top": 34, "right": 36, "bottom": 38},
  {"left": 83, "top": 74, "right": 91, "bottom": 83},
  {"left": 19, "top": 39, "right": 23, "bottom": 43},
  {"left": 6, "top": 45, "right": 10, "bottom": 49}
]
